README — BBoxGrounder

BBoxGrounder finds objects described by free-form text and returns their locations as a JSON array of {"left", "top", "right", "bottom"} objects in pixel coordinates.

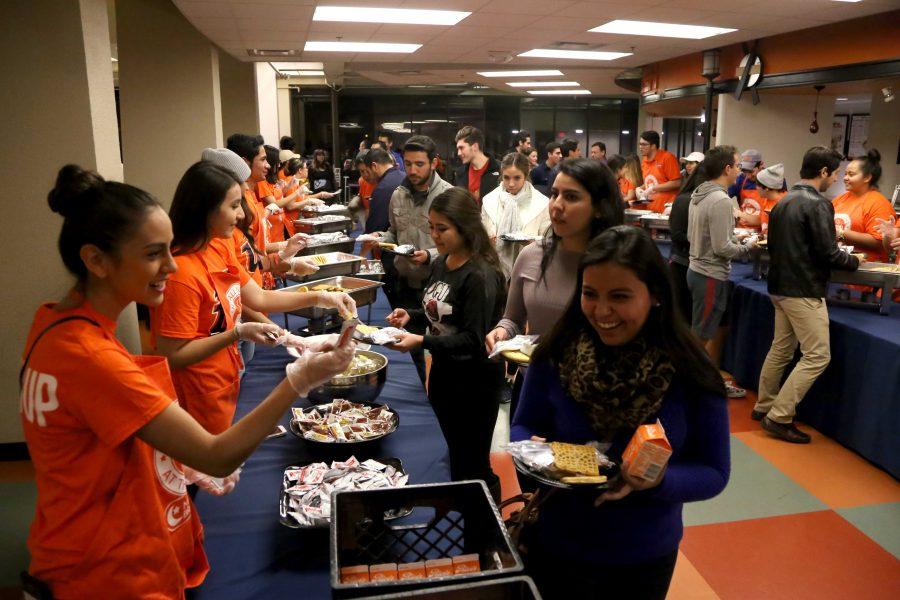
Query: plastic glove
[
  {"left": 743, "top": 235, "right": 759, "bottom": 249},
  {"left": 285, "top": 336, "right": 355, "bottom": 396},
  {"left": 875, "top": 217, "right": 896, "bottom": 240},
  {"left": 289, "top": 256, "right": 320, "bottom": 276},
  {"left": 234, "top": 322, "right": 283, "bottom": 345},
  {"left": 316, "top": 291, "right": 357, "bottom": 319},
  {"left": 184, "top": 466, "right": 241, "bottom": 496},
  {"left": 278, "top": 233, "right": 309, "bottom": 261},
  {"left": 277, "top": 332, "right": 338, "bottom": 354},
  {"left": 265, "top": 203, "right": 283, "bottom": 216}
]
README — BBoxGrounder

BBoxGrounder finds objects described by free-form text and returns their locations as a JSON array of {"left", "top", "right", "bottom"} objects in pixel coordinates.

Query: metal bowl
[
  {"left": 307, "top": 349, "right": 388, "bottom": 404},
  {"left": 288, "top": 399, "right": 399, "bottom": 445}
]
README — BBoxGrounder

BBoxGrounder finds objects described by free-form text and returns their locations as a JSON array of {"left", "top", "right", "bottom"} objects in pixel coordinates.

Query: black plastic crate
[
  {"left": 356, "top": 576, "right": 541, "bottom": 599},
  {"left": 330, "top": 481, "right": 524, "bottom": 597}
]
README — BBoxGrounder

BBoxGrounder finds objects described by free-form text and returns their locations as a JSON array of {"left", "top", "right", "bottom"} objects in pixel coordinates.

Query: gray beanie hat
[
  {"left": 201, "top": 147, "right": 250, "bottom": 182},
  {"left": 756, "top": 163, "right": 785, "bottom": 190}
]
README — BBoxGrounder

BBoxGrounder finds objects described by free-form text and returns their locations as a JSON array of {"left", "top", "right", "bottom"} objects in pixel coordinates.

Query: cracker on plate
[{"left": 550, "top": 442, "right": 599, "bottom": 477}]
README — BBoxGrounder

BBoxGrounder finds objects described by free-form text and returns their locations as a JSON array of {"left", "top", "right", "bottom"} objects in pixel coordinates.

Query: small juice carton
[
  {"left": 452, "top": 553, "right": 481, "bottom": 574},
  {"left": 340, "top": 565, "right": 370, "bottom": 584},
  {"left": 397, "top": 561, "right": 427, "bottom": 580},
  {"left": 621, "top": 420, "right": 672, "bottom": 481},
  {"left": 425, "top": 558, "right": 454, "bottom": 578},
  {"left": 369, "top": 563, "right": 398, "bottom": 582}
]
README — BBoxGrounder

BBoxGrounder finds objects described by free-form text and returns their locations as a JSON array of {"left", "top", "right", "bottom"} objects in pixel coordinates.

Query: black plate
[
  {"left": 279, "top": 457, "right": 411, "bottom": 529},
  {"left": 511, "top": 455, "right": 619, "bottom": 491},
  {"left": 288, "top": 400, "right": 399, "bottom": 445}
]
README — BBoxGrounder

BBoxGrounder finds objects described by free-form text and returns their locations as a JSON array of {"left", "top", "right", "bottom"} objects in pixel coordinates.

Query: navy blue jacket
[{"left": 365, "top": 167, "right": 405, "bottom": 233}]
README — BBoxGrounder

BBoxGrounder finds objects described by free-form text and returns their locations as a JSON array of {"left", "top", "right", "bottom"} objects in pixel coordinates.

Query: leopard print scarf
[{"left": 558, "top": 327, "right": 675, "bottom": 441}]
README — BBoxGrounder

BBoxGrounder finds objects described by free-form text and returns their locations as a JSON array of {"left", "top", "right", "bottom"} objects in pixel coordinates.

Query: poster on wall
[
  {"left": 847, "top": 114, "right": 870, "bottom": 158},
  {"left": 831, "top": 115, "right": 848, "bottom": 157}
]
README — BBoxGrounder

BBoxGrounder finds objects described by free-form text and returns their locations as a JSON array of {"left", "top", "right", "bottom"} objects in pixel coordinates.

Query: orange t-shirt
[
  {"left": 152, "top": 239, "right": 249, "bottom": 432},
  {"left": 832, "top": 190, "right": 896, "bottom": 263},
  {"left": 257, "top": 180, "right": 286, "bottom": 244},
  {"left": 21, "top": 300, "right": 208, "bottom": 598},
  {"left": 234, "top": 189, "right": 265, "bottom": 288},
  {"left": 642, "top": 150, "right": 681, "bottom": 213},
  {"left": 358, "top": 176, "right": 376, "bottom": 211},
  {"left": 759, "top": 191, "right": 786, "bottom": 235},
  {"left": 618, "top": 177, "right": 635, "bottom": 202}
]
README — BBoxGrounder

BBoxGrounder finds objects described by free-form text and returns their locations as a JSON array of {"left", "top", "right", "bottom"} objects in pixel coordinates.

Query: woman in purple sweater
[{"left": 511, "top": 225, "right": 729, "bottom": 600}]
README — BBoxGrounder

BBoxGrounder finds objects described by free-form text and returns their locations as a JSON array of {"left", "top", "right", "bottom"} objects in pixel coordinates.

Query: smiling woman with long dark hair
[{"left": 511, "top": 225, "right": 729, "bottom": 600}]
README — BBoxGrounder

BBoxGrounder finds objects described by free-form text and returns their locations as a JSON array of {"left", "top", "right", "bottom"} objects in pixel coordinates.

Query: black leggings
[
  {"left": 427, "top": 359, "right": 503, "bottom": 490},
  {"left": 527, "top": 543, "right": 678, "bottom": 600},
  {"left": 669, "top": 259, "right": 693, "bottom": 325}
]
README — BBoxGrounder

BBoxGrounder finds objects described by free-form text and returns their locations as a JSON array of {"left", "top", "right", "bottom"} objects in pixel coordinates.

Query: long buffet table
[
  {"left": 191, "top": 289, "right": 451, "bottom": 599},
  {"left": 720, "top": 260, "right": 900, "bottom": 478}
]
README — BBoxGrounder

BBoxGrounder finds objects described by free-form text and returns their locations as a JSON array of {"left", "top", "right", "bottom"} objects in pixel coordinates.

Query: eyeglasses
[{"left": 638, "top": 142, "right": 651, "bottom": 147}]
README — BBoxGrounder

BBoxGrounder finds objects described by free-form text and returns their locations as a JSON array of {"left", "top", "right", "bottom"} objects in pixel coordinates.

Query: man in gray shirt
[{"left": 686, "top": 145, "right": 757, "bottom": 375}]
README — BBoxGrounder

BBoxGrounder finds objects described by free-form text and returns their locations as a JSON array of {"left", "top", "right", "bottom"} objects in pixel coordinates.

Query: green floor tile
[
  {"left": 683, "top": 436, "right": 827, "bottom": 526},
  {"left": 0, "top": 482, "right": 37, "bottom": 587},
  {"left": 838, "top": 502, "right": 900, "bottom": 560}
]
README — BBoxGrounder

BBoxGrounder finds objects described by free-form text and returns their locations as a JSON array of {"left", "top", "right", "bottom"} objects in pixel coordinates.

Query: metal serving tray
[
  {"left": 287, "top": 252, "right": 364, "bottom": 282},
  {"left": 280, "top": 276, "right": 384, "bottom": 319},
  {"left": 300, "top": 204, "right": 351, "bottom": 219},
  {"left": 297, "top": 238, "right": 356, "bottom": 257},
  {"left": 294, "top": 215, "right": 353, "bottom": 234}
]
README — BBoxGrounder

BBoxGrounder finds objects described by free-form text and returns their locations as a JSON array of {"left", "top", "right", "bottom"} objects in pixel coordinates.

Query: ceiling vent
[
  {"left": 247, "top": 49, "right": 300, "bottom": 58},
  {"left": 547, "top": 41, "right": 608, "bottom": 51}
]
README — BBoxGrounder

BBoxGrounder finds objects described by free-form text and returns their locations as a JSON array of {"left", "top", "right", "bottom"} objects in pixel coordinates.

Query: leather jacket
[{"left": 767, "top": 183, "right": 859, "bottom": 298}]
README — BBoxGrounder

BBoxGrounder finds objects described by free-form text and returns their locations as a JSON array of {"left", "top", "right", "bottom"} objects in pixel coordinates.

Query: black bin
[
  {"left": 356, "top": 576, "right": 541, "bottom": 599},
  {"left": 330, "top": 481, "right": 524, "bottom": 597}
]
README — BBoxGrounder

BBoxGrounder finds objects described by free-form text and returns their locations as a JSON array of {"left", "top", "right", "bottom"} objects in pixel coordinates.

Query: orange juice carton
[
  {"left": 369, "top": 563, "right": 398, "bottom": 582},
  {"left": 425, "top": 558, "right": 454, "bottom": 578},
  {"left": 621, "top": 420, "right": 672, "bottom": 481},
  {"left": 397, "top": 561, "right": 427, "bottom": 580},
  {"left": 340, "top": 565, "right": 370, "bottom": 584},
  {"left": 452, "top": 553, "right": 481, "bottom": 574}
]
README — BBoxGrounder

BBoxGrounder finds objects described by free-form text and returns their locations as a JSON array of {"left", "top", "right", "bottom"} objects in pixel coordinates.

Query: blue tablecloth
[
  {"left": 191, "top": 289, "right": 450, "bottom": 599},
  {"left": 721, "top": 262, "right": 900, "bottom": 478}
]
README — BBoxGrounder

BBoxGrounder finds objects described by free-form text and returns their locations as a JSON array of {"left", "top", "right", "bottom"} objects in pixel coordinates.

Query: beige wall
[
  {"left": 278, "top": 84, "right": 293, "bottom": 142},
  {"left": 117, "top": 0, "right": 223, "bottom": 207},
  {"left": 219, "top": 51, "right": 259, "bottom": 140},
  {"left": 866, "top": 80, "right": 900, "bottom": 196},
  {"left": 255, "top": 62, "right": 280, "bottom": 147},
  {"left": 716, "top": 93, "right": 835, "bottom": 185},
  {"left": 0, "top": 0, "right": 123, "bottom": 443}
]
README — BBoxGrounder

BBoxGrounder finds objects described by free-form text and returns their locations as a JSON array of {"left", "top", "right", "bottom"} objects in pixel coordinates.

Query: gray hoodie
[
  {"left": 379, "top": 172, "right": 453, "bottom": 288},
  {"left": 687, "top": 180, "right": 751, "bottom": 281}
]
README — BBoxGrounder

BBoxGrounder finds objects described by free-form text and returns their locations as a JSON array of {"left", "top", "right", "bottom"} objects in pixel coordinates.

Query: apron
[{"left": 173, "top": 260, "right": 244, "bottom": 435}]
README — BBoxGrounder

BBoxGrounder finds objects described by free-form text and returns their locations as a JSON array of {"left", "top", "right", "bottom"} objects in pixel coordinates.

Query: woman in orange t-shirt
[
  {"left": 607, "top": 155, "right": 639, "bottom": 205},
  {"left": 832, "top": 149, "right": 896, "bottom": 263},
  {"left": 22, "top": 165, "right": 354, "bottom": 598},
  {"left": 154, "top": 162, "right": 358, "bottom": 433}
]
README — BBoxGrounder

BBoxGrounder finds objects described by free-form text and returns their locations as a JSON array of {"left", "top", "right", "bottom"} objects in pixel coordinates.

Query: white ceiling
[{"left": 172, "top": 0, "right": 900, "bottom": 95}]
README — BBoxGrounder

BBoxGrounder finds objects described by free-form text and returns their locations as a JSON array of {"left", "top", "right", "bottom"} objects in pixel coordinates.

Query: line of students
[{"left": 21, "top": 164, "right": 356, "bottom": 597}]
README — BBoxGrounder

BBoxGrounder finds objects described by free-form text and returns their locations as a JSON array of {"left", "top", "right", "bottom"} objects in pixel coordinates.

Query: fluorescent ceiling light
[
  {"left": 589, "top": 20, "right": 736, "bottom": 39},
  {"left": 477, "top": 70, "right": 564, "bottom": 77},
  {"left": 282, "top": 70, "right": 326, "bottom": 77},
  {"left": 519, "top": 49, "right": 631, "bottom": 61},
  {"left": 836, "top": 97, "right": 849, "bottom": 101},
  {"left": 304, "top": 41, "right": 421, "bottom": 53},
  {"left": 313, "top": 6, "right": 470, "bottom": 26},
  {"left": 271, "top": 62, "right": 324, "bottom": 70},
  {"left": 425, "top": 119, "right": 450, "bottom": 123},
  {"left": 621, "top": 130, "right": 630, "bottom": 134},
  {"left": 111, "top": 57, "right": 118, "bottom": 62},
  {"left": 508, "top": 81, "right": 579, "bottom": 88},
  {"left": 528, "top": 89, "right": 592, "bottom": 95}
]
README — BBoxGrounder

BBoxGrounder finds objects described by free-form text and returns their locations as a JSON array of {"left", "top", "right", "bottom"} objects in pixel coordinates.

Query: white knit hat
[
  {"left": 201, "top": 147, "right": 250, "bottom": 182},
  {"left": 756, "top": 163, "right": 785, "bottom": 190}
]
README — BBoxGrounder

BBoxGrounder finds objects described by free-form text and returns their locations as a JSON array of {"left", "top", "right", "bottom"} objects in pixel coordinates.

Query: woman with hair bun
[
  {"left": 832, "top": 149, "right": 895, "bottom": 263},
  {"left": 20, "top": 165, "right": 354, "bottom": 598}
]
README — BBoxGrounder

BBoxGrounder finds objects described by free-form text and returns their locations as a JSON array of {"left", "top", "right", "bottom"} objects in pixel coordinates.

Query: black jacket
[
  {"left": 454, "top": 155, "right": 500, "bottom": 203},
  {"left": 767, "top": 183, "right": 859, "bottom": 298},
  {"left": 669, "top": 189, "right": 691, "bottom": 266}
]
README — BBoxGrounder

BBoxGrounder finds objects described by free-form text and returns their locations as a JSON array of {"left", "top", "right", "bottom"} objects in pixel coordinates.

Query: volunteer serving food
[
  {"left": 153, "top": 160, "right": 356, "bottom": 434},
  {"left": 511, "top": 226, "right": 729, "bottom": 600},
  {"left": 20, "top": 165, "right": 354, "bottom": 598},
  {"left": 831, "top": 149, "right": 895, "bottom": 263}
]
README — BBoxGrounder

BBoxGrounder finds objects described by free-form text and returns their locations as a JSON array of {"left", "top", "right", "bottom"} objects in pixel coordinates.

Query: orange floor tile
[
  {"left": 727, "top": 391, "right": 763, "bottom": 433},
  {"left": 668, "top": 551, "right": 721, "bottom": 600},
  {"left": 680, "top": 510, "right": 900, "bottom": 600}
]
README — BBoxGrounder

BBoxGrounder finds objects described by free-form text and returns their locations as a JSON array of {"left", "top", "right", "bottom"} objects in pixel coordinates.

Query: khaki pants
[{"left": 755, "top": 296, "right": 831, "bottom": 424}]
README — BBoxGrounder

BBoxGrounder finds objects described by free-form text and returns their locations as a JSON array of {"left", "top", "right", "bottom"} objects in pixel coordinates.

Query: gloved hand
[
  {"left": 265, "top": 203, "right": 283, "bottom": 216},
  {"left": 743, "top": 234, "right": 759, "bottom": 249},
  {"left": 315, "top": 291, "right": 357, "bottom": 319},
  {"left": 875, "top": 216, "right": 895, "bottom": 240},
  {"left": 289, "top": 256, "right": 320, "bottom": 276},
  {"left": 278, "top": 233, "right": 309, "bottom": 261},
  {"left": 285, "top": 336, "right": 355, "bottom": 395},
  {"left": 183, "top": 466, "right": 241, "bottom": 496},
  {"left": 276, "top": 332, "right": 338, "bottom": 354},
  {"left": 234, "top": 322, "right": 282, "bottom": 345}
]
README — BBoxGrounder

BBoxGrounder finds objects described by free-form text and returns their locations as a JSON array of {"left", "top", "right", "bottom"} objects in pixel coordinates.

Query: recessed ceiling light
[
  {"left": 518, "top": 49, "right": 631, "bottom": 61},
  {"left": 271, "top": 62, "right": 324, "bottom": 70},
  {"left": 830, "top": 1, "right": 862, "bottom": 3},
  {"left": 575, "top": 129, "right": 584, "bottom": 134},
  {"left": 589, "top": 20, "right": 736, "bottom": 39},
  {"left": 836, "top": 97, "right": 849, "bottom": 101},
  {"left": 281, "top": 70, "right": 326, "bottom": 77},
  {"left": 304, "top": 41, "right": 421, "bottom": 53},
  {"left": 313, "top": 6, "right": 470, "bottom": 26},
  {"left": 621, "top": 130, "right": 630, "bottom": 135},
  {"left": 477, "top": 70, "right": 564, "bottom": 77},
  {"left": 528, "top": 89, "right": 592, "bottom": 95},
  {"left": 507, "top": 81, "right": 579, "bottom": 88}
]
